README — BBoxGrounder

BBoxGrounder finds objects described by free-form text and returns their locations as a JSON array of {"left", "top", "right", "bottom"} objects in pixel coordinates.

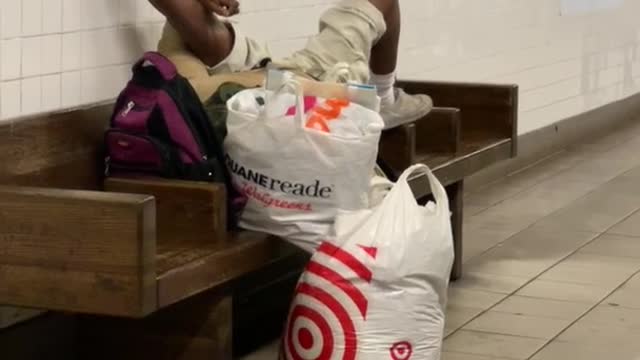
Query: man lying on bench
[{"left": 148, "top": 0, "right": 433, "bottom": 129}]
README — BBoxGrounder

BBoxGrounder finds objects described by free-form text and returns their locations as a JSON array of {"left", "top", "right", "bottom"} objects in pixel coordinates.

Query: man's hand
[
  {"left": 197, "top": 0, "right": 240, "bottom": 17},
  {"left": 148, "top": 0, "right": 235, "bottom": 67}
]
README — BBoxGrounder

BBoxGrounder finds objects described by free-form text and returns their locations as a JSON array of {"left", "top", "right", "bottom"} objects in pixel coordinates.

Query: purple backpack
[{"left": 105, "top": 52, "right": 238, "bottom": 224}]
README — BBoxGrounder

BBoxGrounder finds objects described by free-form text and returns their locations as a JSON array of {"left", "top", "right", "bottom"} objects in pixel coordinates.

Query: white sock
[{"left": 370, "top": 72, "right": 396, "bottom": 107}]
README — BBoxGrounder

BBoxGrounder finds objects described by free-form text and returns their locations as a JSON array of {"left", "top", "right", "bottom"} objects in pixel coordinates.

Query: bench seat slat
[{"left": 157, "top": 233, "right": 298, "bottom": 308}]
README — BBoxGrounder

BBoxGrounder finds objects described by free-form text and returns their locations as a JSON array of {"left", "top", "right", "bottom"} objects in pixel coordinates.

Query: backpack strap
[{"left": 132, "top": 52, "right": 177, "bottom": 81}]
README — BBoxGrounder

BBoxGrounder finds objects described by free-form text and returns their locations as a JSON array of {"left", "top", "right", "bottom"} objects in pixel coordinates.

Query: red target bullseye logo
[
  {"left": 283, "top": 242, "right": 377, "bottom": 360},
  {"left": 390, "top": 342, "right": 413, "bottom": 360}
]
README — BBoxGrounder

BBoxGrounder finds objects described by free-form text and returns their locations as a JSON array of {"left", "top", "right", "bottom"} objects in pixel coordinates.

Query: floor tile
[
  {"left": 537, "top": 253, "right": 640, "bottom": 286},
  {"left": 442, "top": 352, "right": 516, "bottom": 360},
  {"left": 491, "top": 296, "right": 592, "bottom": 321},
  {"left": 447, "top": 288, "right": 507, "bottom": 310},
  {"left": 572, "top": 303, "right": 640, "bottom": 328},
  {"left": 464, "top": 229, "right": 599, "bottom": 278},
  {"left": 558, "top": 320, "right": 640, "bottom": 347},
  {"left": 451, "top": 272, "right": 531, "bottom": 294},
  {"left": 464, "top": 208, "right": 545, "bottom": 234},
  {"left": 445, "top": 327, "right": 457, "bottom": 338},
  {"left": 531, "top": 340, "right": 640, "bottom": 360},
  {"left": 619, "top": 163, "right": 640, "bottom": 180},
  {"left": 464, "top": 255, "right": 549, "bottom": 280},
  {"left": 465, "top": 152, "right": 586, "bottom": 208},
  {"left": 557, "top": 139, "right": 640, "bottom": 184},
  {"left": 446, "top": 306, "right": 485, "bottom": 336},
  {"left": 602, "top": 169, "right": 640, "bottom": 191},
  {"left": 465, "top": 204, "right": 489, "bottom": 217},
  {"left": 465, "top": 175, "right": 534, "bottom": 208},
  {"left": 461, "top": 226, "right": 521, "bottom": 262},
  {"left": 623, "top": 272, "right": 640, "bottom": 288},
  {"left": 555, "top": 157, "right": 637, "bottom": 185},
  {"left": 558, "top": 253, "right": 640, "bottom": 268},
  {"left": 605, "top": 283, "right": 640, "bottom": 309},
  {"left": 465, "top": 179, "right": 597, "bottom": 232},
  {"left": 531, "top": 184, "right": 640, "bottom": 233},
  {"left": 463, "top": 311, "right": 571, "bottom": 339},
  {"left": 557, "top": 304, "right": 640, "bottom": 345},
  {"left": 608, "top": 210, "right": 640, "bottom": 237},
  {"left": 579, "top": 234, "right": 640, "bottom": 259},
  {"left": 482, "top": 228, "right": 596, "bottom": 259},
  {"left": 515, "top": 280, "right": 614, "bottom": 303},
  {"left": 557, "top": 321, "right": 640, "bottom": 347},
  {"left": 444, "top": 330, "right": 547, "bottom": 359}
]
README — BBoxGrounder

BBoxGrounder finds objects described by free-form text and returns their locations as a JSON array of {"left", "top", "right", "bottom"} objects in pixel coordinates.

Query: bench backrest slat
[{"left": 0, "top": 106, "right": 110, "bottom": 190}]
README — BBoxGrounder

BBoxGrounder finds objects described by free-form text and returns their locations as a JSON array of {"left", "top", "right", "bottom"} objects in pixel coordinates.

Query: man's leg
[
  {"left": 367, "top": 0, "right": 401, "bottom": 112},
  {"left": 368, "top": 0, "right": 401, "bottom": 75},
  {"left": 280, "top": 0, "right": 432, "bottom": 129},
  {"left": 366, "top": 0, "right": 433, "bottom": 129}
]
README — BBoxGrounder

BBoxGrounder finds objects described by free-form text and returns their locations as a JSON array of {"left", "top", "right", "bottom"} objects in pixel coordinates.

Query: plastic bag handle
[
  {"left": 266, "top": 77, "right": 307, "bottom": 130},
  {"left": 397, "top": 164, "right": 450, "bottom": 214}
]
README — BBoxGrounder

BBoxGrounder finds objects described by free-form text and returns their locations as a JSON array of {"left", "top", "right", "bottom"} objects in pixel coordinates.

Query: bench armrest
[
  {"left": 398, "top": 80, "right": 519, "bottom": 157},
  {"left": 0, "top": 185, "right": 157, "bottom": 317},
  {"left": 380, "top": 107, "right": 461, "bottom": 175},
  {"left": 104, "top": 177, "right": 227, "bottom": 247}
]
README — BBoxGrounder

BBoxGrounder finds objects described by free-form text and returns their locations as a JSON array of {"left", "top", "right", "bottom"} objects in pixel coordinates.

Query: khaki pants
[{"left": 157, "top": 0, "right": 386, "bottom": 99}]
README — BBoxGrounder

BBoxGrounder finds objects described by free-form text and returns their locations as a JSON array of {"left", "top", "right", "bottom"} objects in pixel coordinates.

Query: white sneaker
[{"left": 380, "top": 88, "right": 433, "bottom": 130}]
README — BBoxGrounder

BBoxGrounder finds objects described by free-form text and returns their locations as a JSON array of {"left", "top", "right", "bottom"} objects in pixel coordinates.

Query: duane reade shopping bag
[
  {"left": 224, "top": 78, "right": 384, "bottom": 252},
  {"left": 281, "top": 164, "right": 454, "bottom": 360}
]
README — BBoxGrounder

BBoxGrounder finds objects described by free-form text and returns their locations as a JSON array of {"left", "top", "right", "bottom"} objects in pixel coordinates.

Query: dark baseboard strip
[{"left": 466, "top": 91, "right": 640, "bottom": 191}]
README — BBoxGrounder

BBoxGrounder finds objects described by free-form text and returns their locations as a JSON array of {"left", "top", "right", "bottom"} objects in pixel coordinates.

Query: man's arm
[{"left": 149, "top": 0, "right": 234, "bottom": 67}]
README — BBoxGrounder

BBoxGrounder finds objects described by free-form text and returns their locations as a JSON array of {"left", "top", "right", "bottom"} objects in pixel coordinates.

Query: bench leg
[
  {"left": 447, "top": 180, "right": 464, "bottom": 281},
  {"left": 78, "top": 290, "right": 233, "bottom": 360}
]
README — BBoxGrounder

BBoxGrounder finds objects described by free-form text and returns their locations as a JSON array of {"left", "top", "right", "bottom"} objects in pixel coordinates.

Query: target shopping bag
[
  {"left": 281, "top": 164, "right": 454, "bottom": 360},
  {"left": 224, "top": 78, "right": 384, "bottom": 253}
]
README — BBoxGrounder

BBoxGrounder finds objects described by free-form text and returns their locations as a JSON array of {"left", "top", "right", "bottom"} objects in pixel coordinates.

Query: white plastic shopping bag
[
  {"left": 224, "top": 77, "right": 384, "bottom": 252},
  {"left": 281, "top": 164, "right": 454, "bottom": 360}
]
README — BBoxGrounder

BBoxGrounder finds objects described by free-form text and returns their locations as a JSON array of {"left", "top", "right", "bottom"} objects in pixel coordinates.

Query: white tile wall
[
  {"left": 0, "top": 0, "right": 639, "bottom": 134},
  {"left": 0, "top": 0, "right": 164, "bottom": 121}
]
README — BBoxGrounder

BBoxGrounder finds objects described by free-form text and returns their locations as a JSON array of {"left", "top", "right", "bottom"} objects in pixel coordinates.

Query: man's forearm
[{"left": 149, "top": 0, "right": 233, "bottom": 67}]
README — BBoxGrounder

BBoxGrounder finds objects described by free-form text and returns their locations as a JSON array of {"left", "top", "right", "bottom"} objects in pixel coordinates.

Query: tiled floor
[{"left": 241, "top": 117, "right": 640, "bottom": 360}]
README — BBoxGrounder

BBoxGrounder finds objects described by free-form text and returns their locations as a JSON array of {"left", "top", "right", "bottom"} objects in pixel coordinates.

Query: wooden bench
[{"left": 0, "top": 80, "right": 517, "bottom": 359}]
